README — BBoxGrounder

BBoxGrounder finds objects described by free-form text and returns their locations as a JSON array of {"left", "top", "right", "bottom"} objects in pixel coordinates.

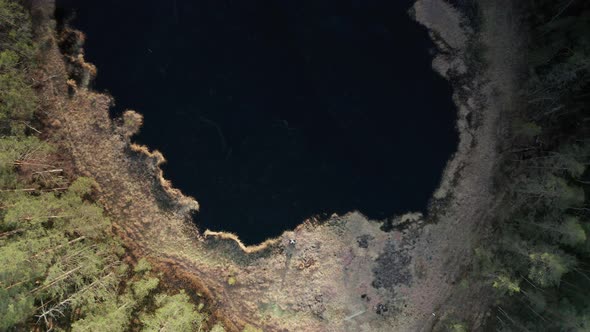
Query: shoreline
[
  {"left": 408, "top": 0, "right": 524, "bottom": 329},
  {"left": 28, "top": 0, "right": 523, "bottom": 329}
]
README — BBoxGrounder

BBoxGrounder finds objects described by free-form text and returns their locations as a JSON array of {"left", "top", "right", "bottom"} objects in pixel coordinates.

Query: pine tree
[
  {"left": 140, "top": 291, "right": 204, "bottom": 332},
  {"left": 528, "top": 251, "right": 576, "bottom": 287}
]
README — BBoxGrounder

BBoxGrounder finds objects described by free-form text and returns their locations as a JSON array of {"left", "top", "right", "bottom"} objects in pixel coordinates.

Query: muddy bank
[{"left": 408, "top": 0, "right": 524, "bottom": 329}]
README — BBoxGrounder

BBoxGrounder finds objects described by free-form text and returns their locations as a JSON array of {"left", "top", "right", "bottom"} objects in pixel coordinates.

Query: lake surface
[{"left": 56, "top": 0, "right": 458, "bottom": 245}]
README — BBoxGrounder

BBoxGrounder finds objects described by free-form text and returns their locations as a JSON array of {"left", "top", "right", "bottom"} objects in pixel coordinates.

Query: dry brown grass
[{"left": 203, "top": 230, "right": 281, "bottom": 254}]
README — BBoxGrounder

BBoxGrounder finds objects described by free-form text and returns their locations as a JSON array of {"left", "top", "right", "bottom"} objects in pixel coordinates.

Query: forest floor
[{"left": 31, "top": 0, "right": 523, "bottom": 330}]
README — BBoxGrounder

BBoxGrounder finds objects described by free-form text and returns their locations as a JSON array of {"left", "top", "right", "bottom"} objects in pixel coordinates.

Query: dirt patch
[
  {"left": 30, "top": 0, "right": 524, "bottom": 330},
  {"left": 372, "top": 238, "right": 413, "bottom": 291}
]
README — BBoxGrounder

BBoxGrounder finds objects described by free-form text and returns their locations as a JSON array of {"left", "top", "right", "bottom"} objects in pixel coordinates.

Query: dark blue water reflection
[{"left": 57, "top": 0, "right": 457, "bottom": 244}]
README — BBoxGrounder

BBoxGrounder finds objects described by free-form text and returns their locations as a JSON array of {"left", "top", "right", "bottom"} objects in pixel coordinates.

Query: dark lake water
[{"left": 56, "top": 0, "right": 458, "bottom": 245}]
